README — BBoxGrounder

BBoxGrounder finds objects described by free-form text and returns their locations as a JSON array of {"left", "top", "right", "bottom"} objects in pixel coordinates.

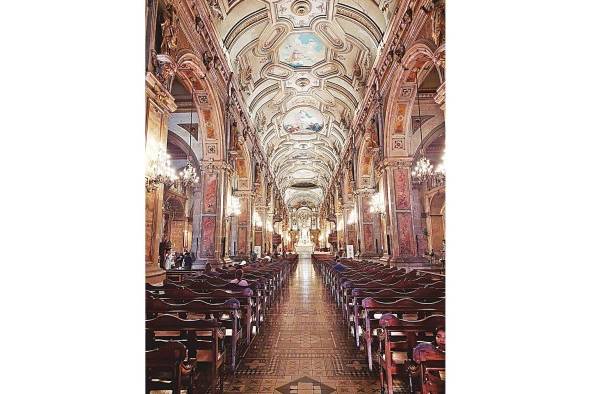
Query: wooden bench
[
  {"left": 378, "top": 314, "right": 445, "bottom": 394},
  {"left": 146, "top": 314, "right": 226, "bottom": 393},
  {"left": 146, "top": 297, "right": 243, "bottom": 371},
  {"left": 147, "top": 287, "right": 254, "bottom": 345},
  {"left": 350, "top": 288, "right": 445, "bottom": 347},
  {"left": 361, "top": 298, "right": 445, "bottom": 372},
  {"left": 146, "top": 340, "right": 198, "bottom": 394}
]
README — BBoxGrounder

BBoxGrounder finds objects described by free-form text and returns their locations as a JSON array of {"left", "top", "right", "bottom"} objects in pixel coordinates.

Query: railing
[{"left": 426, "top": 175, "right": 445, "bottom": 191}]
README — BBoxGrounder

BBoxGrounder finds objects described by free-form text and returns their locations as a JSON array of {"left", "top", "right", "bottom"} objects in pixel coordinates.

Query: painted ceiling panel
[{"left": 212, "top": 0, "right": 387, "bottom": 206}]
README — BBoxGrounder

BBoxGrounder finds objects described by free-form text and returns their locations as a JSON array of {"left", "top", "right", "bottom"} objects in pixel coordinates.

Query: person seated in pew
[
  {"left": 412, "top": 326, "right": 445, "bottom": 362},
  {"left": 204, "top": 262, "right": 220, "bottom": 276},
  {"left": 229, "top": 269, "right": 249, "bottom": 286},
  {"left": 333, "top": 257, "right": 347, "bottom": 273}
]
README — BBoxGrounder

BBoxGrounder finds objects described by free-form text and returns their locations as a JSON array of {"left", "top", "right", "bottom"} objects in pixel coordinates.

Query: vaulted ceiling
[{"left": 210, "top": 0, "right": 391, "bottom": 207}]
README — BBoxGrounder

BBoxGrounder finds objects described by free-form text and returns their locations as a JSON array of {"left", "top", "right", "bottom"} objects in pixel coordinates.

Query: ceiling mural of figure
[
  {"left": 278, "top": 33, "right": 326, "bottom": 68},
  {"left": 283, "top": 107, "right": 324, "bottom": 133}
]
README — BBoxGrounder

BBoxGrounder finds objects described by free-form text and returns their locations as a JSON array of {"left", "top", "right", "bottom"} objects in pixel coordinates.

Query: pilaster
[{"left": 145, "top": 72, "right": 177, "bottom": 284}]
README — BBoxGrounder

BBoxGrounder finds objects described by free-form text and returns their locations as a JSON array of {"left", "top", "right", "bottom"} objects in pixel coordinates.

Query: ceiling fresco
[{"left": 211, "top": 0, "right": 389, "bottom": 207}]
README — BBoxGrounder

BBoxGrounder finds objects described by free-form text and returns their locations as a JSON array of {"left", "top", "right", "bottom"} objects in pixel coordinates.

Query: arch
[
  {"left": 356, "top": 133, "right": 378, "bottom": 188},
  {"left": 235, "top": 142, "right": 253, "bottom": 190},
  {"left": 383, "top": 42, "right": 438, "bottom": 157},
  {"left": 167, "top": 130, "right": 201, "bottom": 167},
  {"left": 428, "top": 190, "right": 445, "bottom": 254},
  {"left": 176, "top": 53, "right": 226, "bottom": 162}
]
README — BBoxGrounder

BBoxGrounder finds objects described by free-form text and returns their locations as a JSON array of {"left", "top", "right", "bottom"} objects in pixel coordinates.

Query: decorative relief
[
  {"left": 205, "top": 143, "right": 217, "bottom": 155},
  {"left": 396, "top": 212, "right": 413, "bottom": 255},
  {"left": 393, "top": 168, "right": 410, "bottom": 209},
  {"left": 363, "top": 223, "right": 375, "bottom": 252},
  {"left": 224, "top": 9, "right": 268, "bottom": 49},
  {"left": 202, "top": 174, "right": 218, "bottom": 214},
  {"left": 200, "top": 216, "right": 216, "bottom": 257},
  {"left": 317, "top": 22, "right": 346, "bottom": 51},
  {"left": 394, "top": 103, "right": 407, "bottom": 134},
  {"left": 276, "top": 0, "right": 327, "bottom": 27},
  {"left": 392, "top": 137, "right": 405, "bottom": 150},
  {"left": 335, "top": 4, "right": 383, "bottom": 44},
  {"left": 260, "top": 25, "right": 288, "bottom": 53}
]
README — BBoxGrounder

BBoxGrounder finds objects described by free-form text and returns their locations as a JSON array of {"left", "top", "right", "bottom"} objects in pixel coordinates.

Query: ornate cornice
[{"left": 146, "top": 72, "right": 177, "bottom": 113}]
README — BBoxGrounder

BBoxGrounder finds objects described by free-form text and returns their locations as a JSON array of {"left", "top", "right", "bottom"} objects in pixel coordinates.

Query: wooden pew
[
  {"left": 361, "top": 298, "right": 445, "bottom": 372},
  {"left": 350, "top": 288, "right": 445, "bottom": 347},
  {"left": 147, "top": 287, "right": 254, "bottom": 345},
  {"left": 146, "top": 297, "right": 242, "bottom": 372},
  {"left": 146, "top": 314, "right": 226, "bottom": 394},
  {"left": 378, "top": 314, "right": 445, "bottom": 394},
  {"left": 146, "top": 340, "right": 198, "bottom": 394}
]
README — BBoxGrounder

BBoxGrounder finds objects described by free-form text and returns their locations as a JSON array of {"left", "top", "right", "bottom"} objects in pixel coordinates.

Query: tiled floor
[{"left": 220, "top": 256, "right": 409, "bottom": 393}]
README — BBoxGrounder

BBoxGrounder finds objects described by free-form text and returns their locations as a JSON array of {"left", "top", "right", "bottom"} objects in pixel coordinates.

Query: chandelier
[
  {"left": 434, "top": 151, "right": 446, "bottom": 183},
  {"left": 178, "top": 87, "right": 199, "bottom": 188},
  {"left": 347, "top": 206, "right": 358, "bottom": 225},
  {"left": 145, "top": 145, "right": 178, "bottom": 191},
  {"left": 227, "top": 195, "right": 241, "bottom": 217},
  {"left": 369, "top": 192, "right": 386, "bottom": 215},
  {"left": 411, "top": 74, "right": 434, "bottom": 185}
]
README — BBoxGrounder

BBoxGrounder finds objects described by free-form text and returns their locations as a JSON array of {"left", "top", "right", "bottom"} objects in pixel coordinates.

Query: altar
[{"left": 295, "top": 243, "right": 314, "bottom": 256}]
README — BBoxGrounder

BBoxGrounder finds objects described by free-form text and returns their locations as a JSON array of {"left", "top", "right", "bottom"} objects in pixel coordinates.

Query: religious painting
[
  {"left": 237, "top": 157, "right": 247, "bottom": 178},
  {"left": 202, "top": 174, "right": 218, "bottom": 214},
  {"left": 396, "top": 212, "right": 413, "bottom": 256},
  {"left": 202, "top": 109, "right": 215, "bottom": 139},
  {"left": 394, "top": 103, "right": 407, "bottom": 134},
  {"left": 279, "top": 33, "right": 325, "bottom": 67},
  {"left": 283, "top": 107, "right": 324, "bottom": 133},
  {"left": 393, "top": 168, "right": 411, "bottom": 209},
  {"left": 200, "top": 216, "right": 216, "bottom": 257},
  {"left": 361, "top": 155, "right": 372, "bottom": 176}
]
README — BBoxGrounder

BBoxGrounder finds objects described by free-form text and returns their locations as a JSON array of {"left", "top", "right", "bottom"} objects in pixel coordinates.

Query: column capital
[
  {"left": 383, "top": 157, "right": 414, "bottom": 168},
  {"left": 234, "top": 190, "right": 255, "bottom": 198},
  {"left": 201, "top": 159, "right": 231, "bottom": 173},
  {"left": 353, "top": 187, "right": 376, "bottom": 196},
  {"left": 145, "top": 72, "right": 177, "bottom": 113}
]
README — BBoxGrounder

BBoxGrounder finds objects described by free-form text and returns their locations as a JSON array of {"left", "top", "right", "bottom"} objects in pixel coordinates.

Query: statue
[{"left": 160, "top": 6, "right": 178, "bottom": 57}]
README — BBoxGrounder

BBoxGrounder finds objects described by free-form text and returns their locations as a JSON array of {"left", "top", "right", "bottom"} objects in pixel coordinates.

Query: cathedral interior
[{"left": 145, "top": 0, "right": 446, "bottom": 392}]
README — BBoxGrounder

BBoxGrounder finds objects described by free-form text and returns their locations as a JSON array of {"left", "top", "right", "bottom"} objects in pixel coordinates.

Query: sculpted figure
[{"left": 160, "top": 6, "right": 178, "bottom": 57}]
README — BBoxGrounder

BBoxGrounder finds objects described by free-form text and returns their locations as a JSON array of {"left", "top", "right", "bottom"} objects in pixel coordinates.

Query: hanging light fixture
[
  {"left": 434, "top": 150, "right": 446, "bottom": 184},
  {"left": 369, "top": 191, "right": 386, "bottom": 215},
  {"left": 411, "top": 72, "right": 434, "bottom": 184},
  {"left": 145, "top": 144, "right": 178, "bottom": 191},
  {"left": 179, "top": 87, "right": 199, "bottom": 188}
]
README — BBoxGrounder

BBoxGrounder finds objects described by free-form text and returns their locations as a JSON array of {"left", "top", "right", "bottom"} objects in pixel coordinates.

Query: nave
[
  {"left": 148, "top": 253, "right": 441, "bottom": 393},
  {"left": 220, "top": 256, "right": 403, "bottom": 394}
]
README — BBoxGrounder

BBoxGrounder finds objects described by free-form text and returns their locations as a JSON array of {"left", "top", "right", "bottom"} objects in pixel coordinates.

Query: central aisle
[{"left": 223, "top": 256, "right": 408, "bottom": 393}]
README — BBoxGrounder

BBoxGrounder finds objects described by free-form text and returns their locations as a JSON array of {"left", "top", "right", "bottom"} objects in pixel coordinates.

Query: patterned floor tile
[{"left": 220, "top": 257, "right": 410, "bottom": 393}]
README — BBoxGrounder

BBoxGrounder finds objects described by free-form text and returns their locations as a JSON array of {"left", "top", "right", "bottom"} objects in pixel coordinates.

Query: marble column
[
  {"left": 383, "top": 158, "right": 423, "bottom": 262},
  {"left": 145, "top": 72, "right": 177, "bottom": 284},
  {"left": 195, "top": 161, "right": 228, "bottom": 268},
  {"left": 234, "top": 190, "right": 253, "bottom": 259},
  {"left": 356, "top": 189, "right": 379, "bottom": 257}
]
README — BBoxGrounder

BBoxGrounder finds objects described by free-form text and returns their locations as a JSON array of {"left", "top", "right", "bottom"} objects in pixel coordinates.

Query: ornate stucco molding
[{"left": 146, "top": 72, "right": 177, "bottom": 113}]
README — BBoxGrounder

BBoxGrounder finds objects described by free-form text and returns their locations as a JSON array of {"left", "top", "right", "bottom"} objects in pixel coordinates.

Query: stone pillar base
[{"left": 145, "top": 262, "right": 166, "bottom": 285}]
